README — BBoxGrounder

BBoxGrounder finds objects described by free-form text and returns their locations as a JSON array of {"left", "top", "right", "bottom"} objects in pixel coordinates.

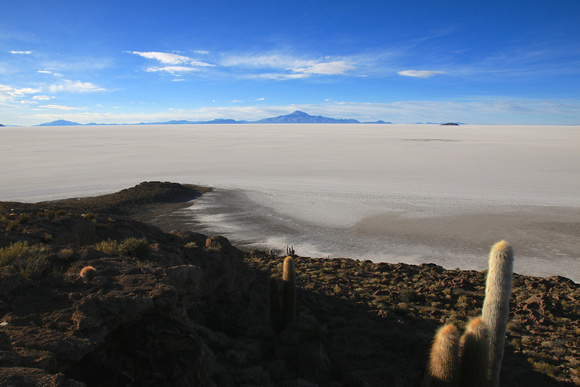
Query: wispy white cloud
[
  {"left": 397, "top": 70, "right": 447, "bottom": 78},
  {"left": 254, "top": 73, "right": 310, "bottom": 80},
  {"left": 49, "top": 80, "right": 106, "bottom": 93},
  {"left": 292, "top": 61, "right": 354, "bottom": 75},
  {"left": 220, "top": 52, "right": 356, "bottom": 79},
  {"left": 38, "top": 70, "right": 63, "bottom": 77},
  {"left": 131, "top": 51, "right": 215, "bottom": 67},
  {"left": 10, "top": 50, "right": 32, "bottom": 54},
  {"left": 220, "top": 53, "right": 303, "bottom": 69},
  {"left": 37, "top": 104, "right": 80, "bottom": 110},
  {"left": 132, "top": 51, "right": 191, "bottom": 64},
  {"left": 131, "top": 51, "right": 214, "bottom": 74},
  {"left": 146, "top": 66, "right": 200, "bottom": 74},
  {"left": 32, "top": 95, "right": 53, "bottom": 101},
  {"left": 0, "top": 85, "right": 40, "bottom": 101}
]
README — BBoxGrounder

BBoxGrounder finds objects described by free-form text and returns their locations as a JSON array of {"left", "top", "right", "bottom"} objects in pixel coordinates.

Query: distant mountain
[
  {"left": 255, "top": 111, "right": 360, "bottom": 124},
  {"left": 37, "top": 119, "right": 82, "bottom": 127},
  {"left": 139, "top": 118, "right": 247, "bottom": 125},
  {"left": 363, "top": 120, "right": 392, "bottom": 124},
  {"left": 0, "top": 123, "right": 5, "bottom": 127},
  {"left": 35, "top": 111, "right": 393, "bottom": 126}
]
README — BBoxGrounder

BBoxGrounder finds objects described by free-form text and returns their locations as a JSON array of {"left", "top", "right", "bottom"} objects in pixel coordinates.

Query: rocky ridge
[{"left": 0, "top": 182, "right": 578, "bottom": 386}]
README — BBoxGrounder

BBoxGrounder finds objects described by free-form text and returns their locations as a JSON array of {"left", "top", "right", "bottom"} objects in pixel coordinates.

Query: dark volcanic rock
[{"left": 0, "top": 182, "right": 578, "bottom": 386}]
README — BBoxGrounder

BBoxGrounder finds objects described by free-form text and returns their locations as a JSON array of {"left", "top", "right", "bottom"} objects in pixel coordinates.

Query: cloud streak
[
  {"left": 37, "top": 104, "right": 80, "bottom": 110},
  {"left": 146, "top": 66, "right": 200, "bottom": 74},
  {"left": 397, "top": 70, "right": 447, "bottom": 78},
  {"left": 48, "top": 80, "right": 106, "bottom": 93},
  {"left": 131, "top": 51, "right": 215, "bottom": 74},
  {"left": 219, "top": 52, "right": 357, "bottom": 79}
]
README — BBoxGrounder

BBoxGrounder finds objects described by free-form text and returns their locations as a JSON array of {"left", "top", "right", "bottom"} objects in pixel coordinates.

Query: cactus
[
  {"left": 459, "top": 317, "right": 490, "bottom": 387},
  {"left": 424, "top": 324, "right": 461, "bottom": 387},
  {"left": 481, "top": 240, "right": 513, "bottom": 387},
  {"left": 268, "top": 256, "right": 297, "bottom": 334},
  {"left": 268, "top": 275, "right": 284, "bottom": 334},
  {"left": 79, "top": 265, "right": 97, "bottom": 280},
  {"left": 424, "top": 241, "right": 513, "bottom": 387},
  {"left": 281, "top": 256, "right": 296, "bottom": 326}
]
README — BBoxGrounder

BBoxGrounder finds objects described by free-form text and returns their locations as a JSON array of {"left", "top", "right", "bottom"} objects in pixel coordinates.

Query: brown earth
[{"left": 0, "top": 182, "right": 578, "bottom": 386}]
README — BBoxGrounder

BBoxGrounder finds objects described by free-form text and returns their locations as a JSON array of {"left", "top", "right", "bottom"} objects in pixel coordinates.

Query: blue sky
[{"left": 1, "top": 0, "right": 579, "bottom": 126}]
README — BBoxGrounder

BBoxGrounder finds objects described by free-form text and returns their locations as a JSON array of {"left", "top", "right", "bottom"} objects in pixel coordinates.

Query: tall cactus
[
  {"left": 268, "top": 256, "right": 297, "bottom": 334},
  {"left": 424, "top": 241, "right": 513, "bottom": 386},
  {"left": 281, "top": 256, "right": 296, "bottom": 326},
  {"left": 481, "top": 240, "right": 513, "bottom": 387},
  {"left": 268, "top": 275, "right": 284, "bottom": 333},
  {"left": 424, "top": 324, "right": 461, "bottom": 387},
  {"left": 459, "top": 317, "right": 490, "bottom": 387}
]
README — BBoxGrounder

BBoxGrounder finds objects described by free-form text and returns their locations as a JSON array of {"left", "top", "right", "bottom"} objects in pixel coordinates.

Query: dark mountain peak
[
  {"left": 288, "top": 110, "right": 310, "bottom": 116},
  {"left": 256, "top": 111, "right": 360, "bottom": 124},
  {"left": 37, "top": 119, "right": 82, "bottom": 127}
]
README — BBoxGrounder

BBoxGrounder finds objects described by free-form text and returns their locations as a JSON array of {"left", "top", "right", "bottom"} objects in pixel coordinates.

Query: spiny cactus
[
  {"left": 424, "top": 324, "right": 461, "bottom": 387},
  {"left": 281, "top": 256, "right": 296, "bottom": 325},
  {"left": 268, "top": 275, "right": 284, "bottom": 333},
  {"left": 425, "top": 241, "right": 513, "bottom": 387},
  {"left": 268, "top": 256, "right": 297, "bottom": 334},
  {"left": 481, "top": 240, "right": 513, "bottom": 387},
  {"left": 79, "top": 265, "right": 97, "bottom": 280},
  {"left": 459, "top": 317, "right": 490, "bottom": 387}
]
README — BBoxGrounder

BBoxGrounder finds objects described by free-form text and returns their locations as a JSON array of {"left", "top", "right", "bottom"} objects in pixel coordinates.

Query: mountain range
[{"left": 32, "top": 111, "right": 393, "bottom": 127}]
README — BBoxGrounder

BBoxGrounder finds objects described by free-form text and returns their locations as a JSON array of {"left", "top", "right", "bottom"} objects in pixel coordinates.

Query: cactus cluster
[
  {"left": 424, "top": 241, "right": 513, "bottom": 387},
  {"left": 269, "top": 256, "right": 297, "bottom": 334}
]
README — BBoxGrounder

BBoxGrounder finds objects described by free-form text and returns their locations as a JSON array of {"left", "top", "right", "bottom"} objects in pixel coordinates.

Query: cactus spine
[
  {"left": 424, "top": 324, "right": 461, "bottom": 387},
  {"left": 459, "top": 317, "right": 490, "bottom": 387},
  {"left": 268, "top": 256, "right": 297, "bottom": 334},
  {"left": 481, "top": 240, "right": 513, "bottom": 387}
]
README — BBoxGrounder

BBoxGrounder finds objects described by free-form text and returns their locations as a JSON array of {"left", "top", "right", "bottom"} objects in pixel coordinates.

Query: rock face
[
  {"left": 0, "top": 215, "right": 256, "bottom": 385},
  {"left": 0, "top": 183, "right": 253, "bottom": 386},
  {"left": 0, "top": 182, "right": 578, "bottom": 386}
]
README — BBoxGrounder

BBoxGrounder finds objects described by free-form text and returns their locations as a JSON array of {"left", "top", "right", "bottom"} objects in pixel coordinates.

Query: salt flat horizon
[{"left": 1, "top": 124, "right": 579, "bottom": 281}]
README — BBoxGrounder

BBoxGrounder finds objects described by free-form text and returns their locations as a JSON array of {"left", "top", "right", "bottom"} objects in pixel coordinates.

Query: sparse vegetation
[
  {"left": 93, "top": 238, "right": 120, "bottom": 255},
  {"left": 119, "top": 237, "right": 149, "bottom": 258},
  {"left": 0, "top": 241, "right": 52, "bottom": 279}
]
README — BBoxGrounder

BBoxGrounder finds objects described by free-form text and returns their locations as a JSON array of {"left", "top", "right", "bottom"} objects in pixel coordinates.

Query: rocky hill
[{"left": 0, "top": 182, "right": 578, "bottom": 386}]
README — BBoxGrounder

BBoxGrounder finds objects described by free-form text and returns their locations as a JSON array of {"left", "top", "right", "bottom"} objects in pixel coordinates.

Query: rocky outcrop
[
  {"left": 1, "top": 182, "right": 578, "bottom": 386},
  {"left": 0, "top": 215, "right": 256, "bottom": 385}
]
